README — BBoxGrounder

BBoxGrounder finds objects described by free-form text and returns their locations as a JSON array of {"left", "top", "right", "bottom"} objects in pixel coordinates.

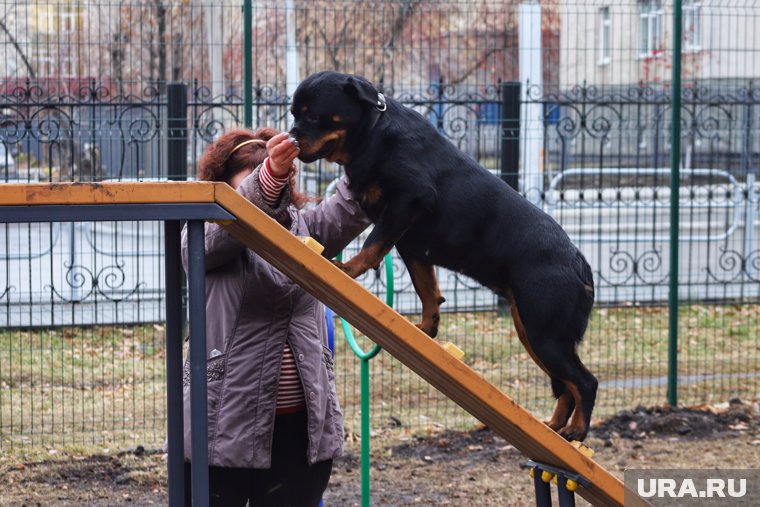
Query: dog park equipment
[
  {"left": 0, "top": 182, "right": 648, "bottom": 507},
  {"left": 0, "top": 182, "right": 230, "bottom": 507},
  {"left": 441, "top": 341, "right": 465, "bottom": 360},
  {"left": 299, "top": 235, "right": 325, "bottom": 255},
  {"left": 528, "top": 441, "right": 595, "bottom": 506}
]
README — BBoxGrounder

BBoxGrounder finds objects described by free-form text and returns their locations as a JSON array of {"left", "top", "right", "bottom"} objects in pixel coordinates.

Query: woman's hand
[{"left": 266, "top": 132, "right": 300, "bottom": 177}]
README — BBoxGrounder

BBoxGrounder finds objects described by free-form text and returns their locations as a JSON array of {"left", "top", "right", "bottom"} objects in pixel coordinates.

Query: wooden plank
[
  {"left": 0, "top": 182, "right": 216, "bottom": 206},
  {"left": 213, "top": 183, "right": 649, "bottom": 507}
]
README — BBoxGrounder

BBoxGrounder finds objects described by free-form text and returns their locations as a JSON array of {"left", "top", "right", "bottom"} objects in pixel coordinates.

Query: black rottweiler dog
[{"left": 289, "top": 71, "right": 597, "bottom": 441}]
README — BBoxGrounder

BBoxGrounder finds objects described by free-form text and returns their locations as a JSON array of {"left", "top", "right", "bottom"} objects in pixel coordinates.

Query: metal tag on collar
[{"left": 376, "top": 92, "right": 387, "bottom": 112}]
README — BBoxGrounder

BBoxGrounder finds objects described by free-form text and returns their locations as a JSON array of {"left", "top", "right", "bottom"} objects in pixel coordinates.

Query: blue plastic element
[{"left": 325, "top": 307, "right": 335, "bottom": 357}]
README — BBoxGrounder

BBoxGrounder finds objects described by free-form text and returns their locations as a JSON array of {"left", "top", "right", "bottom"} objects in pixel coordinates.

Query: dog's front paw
[
  {"left": 415, "top": 308, "right": 442, "bottom": 338},
  {"left": 332, "top": 259, "right": 368, "bottom": 279},
  {"left": 415, "top": 322, "right": 439, "bottom": 338}
]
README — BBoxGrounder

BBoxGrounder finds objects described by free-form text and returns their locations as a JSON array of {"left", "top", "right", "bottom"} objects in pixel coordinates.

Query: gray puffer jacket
[{"left": 180, "top": 167, "right": 369, "bottom": 468}]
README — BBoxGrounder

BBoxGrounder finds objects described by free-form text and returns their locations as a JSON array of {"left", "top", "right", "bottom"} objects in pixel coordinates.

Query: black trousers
[{"left": 184, "top": 411, "right": 333, "bottom": 507}]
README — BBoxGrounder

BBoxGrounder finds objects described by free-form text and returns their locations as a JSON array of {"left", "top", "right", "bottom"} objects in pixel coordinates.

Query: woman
[{"left": 180, "top": 127, "right": 369, "bottom": 506}]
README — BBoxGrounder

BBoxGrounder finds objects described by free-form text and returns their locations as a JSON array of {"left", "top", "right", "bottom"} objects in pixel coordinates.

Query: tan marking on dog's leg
[
  {"left": 404, "top": 258, "right": 445, "bottom": 338},
  {"left": 510, "top": 304, "right": 551, "bottom": 376},
  {"left": 547, "top": 390, "right": 575, "bottom": 431},
  {"left": 335, "top": 243, "right": 386, "bottom": 279},
  {"left": 511, "top": 303, "right": 579, "bottom": 432},
  {"left": 558, "top": 382, "right": 589, "bottom": 441}
]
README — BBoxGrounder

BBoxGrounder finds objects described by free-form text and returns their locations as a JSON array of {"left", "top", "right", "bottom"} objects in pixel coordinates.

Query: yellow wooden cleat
[
  {"left": 541, "top": 470, "right": 554, "bottom": 483},
  {"left": 566, "top": 479, "right": 579, "bottom": 492},
  {"left": 298, "top": 236, "right": 325, "bottom": 255},
  {"left": 441, "top": 342, "right": 465, "bottom": 360},
  {"left": 570, "top": 440, "right": 594, "bottom": 459},
  {"left": 529, "top": 467, "right": 535, "bottom": 479}
]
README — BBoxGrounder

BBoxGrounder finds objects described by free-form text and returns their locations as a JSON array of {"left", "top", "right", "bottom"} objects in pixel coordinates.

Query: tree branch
[
  {"left": 377, "top": 0, "right": 420, "bottom": 79},
  {"left": 0, "top": 16, "right": 36, "bottom": 78},
  {"left": 450, "top": 47, "right": 501, "bottom": 85}
]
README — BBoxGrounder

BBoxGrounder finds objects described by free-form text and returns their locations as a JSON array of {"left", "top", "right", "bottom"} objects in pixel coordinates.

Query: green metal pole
[
  {"left": 340, "top": 253, "right": 393, "bottom": 507},
  {"left": 668, "top": 0, "right": 683, "bottom": 407},
  {"left": 243, "top": 0, "right": 253, "bottom": 128},
  {"left": 360, "top": 357, "right": 371, "bottom": 506}
]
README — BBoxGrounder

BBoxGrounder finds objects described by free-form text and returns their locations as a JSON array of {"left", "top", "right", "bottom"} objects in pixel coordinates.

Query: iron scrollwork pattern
[
  {"left": 527, "top": 81, "right": 760, "bottom": 303},
  {"left": 1, "top": 78, "right": 164, "bottom": 181},
  {"left": 45, "top": 262, "right": 144, "bottom": 304}
]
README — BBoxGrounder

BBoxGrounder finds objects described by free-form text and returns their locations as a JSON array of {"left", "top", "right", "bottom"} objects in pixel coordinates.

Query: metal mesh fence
[{"left": 1, "top": 0, "right": 759, "bottom": 449}]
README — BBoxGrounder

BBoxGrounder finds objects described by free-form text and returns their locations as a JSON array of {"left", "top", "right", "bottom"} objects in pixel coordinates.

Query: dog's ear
[{"left": 343, "top": 76, "right": 385, "bottom": 110}]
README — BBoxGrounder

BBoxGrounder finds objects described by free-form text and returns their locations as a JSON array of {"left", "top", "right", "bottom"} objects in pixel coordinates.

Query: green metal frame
[
  {"left": 243, "top": 0, "right": 253, "bottom": 128},
  {"left": 339, "top": 252, "right": 394, "bottom": 507},
  {"left": 668, "top": 0, "right": 683, "bottom": 408}
]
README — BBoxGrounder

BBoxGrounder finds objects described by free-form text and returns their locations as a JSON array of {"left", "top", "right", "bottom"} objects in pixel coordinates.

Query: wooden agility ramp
[{"left": 1, "top": 182, "right": 647, "bottom": 506}]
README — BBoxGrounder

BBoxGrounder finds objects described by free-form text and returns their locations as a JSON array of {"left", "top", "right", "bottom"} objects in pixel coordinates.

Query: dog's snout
[{"left": 289, "top": 126, "right": 301, "bottom": 140}]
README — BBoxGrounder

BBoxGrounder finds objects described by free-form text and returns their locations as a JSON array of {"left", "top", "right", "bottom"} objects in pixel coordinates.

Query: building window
[
  {"left": 598, "top": 7, "right": 611, "bottom": 65},
  {"left": 683, "top": 0, "right": 702, "bottom": 52},
  {"left": 37, "top": 10, "right": 57, "bottom": 35},
  {"left": 36, "top": 6, "right": 79, "bottom": 34},
  {"left": 32, "top": 6, "right": 82, "bottom": 78},
  {"left": 639, "top": 0, "right": 663, "bottom": 57}
]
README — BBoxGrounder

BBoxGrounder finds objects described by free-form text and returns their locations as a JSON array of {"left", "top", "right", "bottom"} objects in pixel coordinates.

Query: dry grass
[
  {"left": 335, "top": 304, "right": 760, "bottom": 433},
  {"left": 1, "top": 304, "right": 758, "bottom": 453}
]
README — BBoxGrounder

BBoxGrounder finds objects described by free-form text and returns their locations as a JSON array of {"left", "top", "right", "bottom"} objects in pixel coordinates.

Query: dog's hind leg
[
  {"left": 399, "top": 252, "right": 445, "bottom": 338},
  {"left": 511, "top": 304, "right": 575, "bottom": 431},
  {"left": 510, "top": 302, "right": 550, "bottom": 376},
  {"left": 547, "top": 378, "right": 576, "bottom": 432},
  {"left": 535, "top": 345, "right": 597, "bottom": 442},
  {"left": 554, "top": 354, "right": 598, "bottom": 441},
  {"left": 511, "top": 300, "right": 597, "bottom": 441}
]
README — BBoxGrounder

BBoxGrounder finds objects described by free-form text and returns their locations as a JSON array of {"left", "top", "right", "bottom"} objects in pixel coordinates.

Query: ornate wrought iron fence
[{"left": 532, "top": 82, "right": 760, "bottom": 305}]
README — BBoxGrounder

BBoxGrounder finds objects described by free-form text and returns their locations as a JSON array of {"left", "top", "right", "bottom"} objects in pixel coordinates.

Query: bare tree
[
  {"left": 0, "top": 11, "right": 36, "bottom": 78},
  {"left": 294, "top": 1, "right": 522, "bottom": 90}
]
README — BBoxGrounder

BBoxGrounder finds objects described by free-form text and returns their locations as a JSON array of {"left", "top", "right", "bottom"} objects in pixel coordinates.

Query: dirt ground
[{"left": 1, "top": 400, "right": 759, "bottom": 507}]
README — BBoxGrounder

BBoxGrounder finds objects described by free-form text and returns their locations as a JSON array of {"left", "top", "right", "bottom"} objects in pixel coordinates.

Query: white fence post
[{"left": 519, "top": 2, "right": 545, "bottom": 206}]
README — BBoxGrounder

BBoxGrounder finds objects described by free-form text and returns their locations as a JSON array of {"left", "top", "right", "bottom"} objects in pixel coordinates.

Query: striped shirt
[
  {"left": 259, "top": 157, "right": 290, "bottom": 205},
  {"left": 259, "top": 158, "right": 306, "bottom": 414}
]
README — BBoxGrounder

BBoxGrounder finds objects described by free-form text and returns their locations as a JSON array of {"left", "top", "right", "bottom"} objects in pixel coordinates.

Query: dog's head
[{"left": 289, "top": 71, "right": 386, "bottom": 165}]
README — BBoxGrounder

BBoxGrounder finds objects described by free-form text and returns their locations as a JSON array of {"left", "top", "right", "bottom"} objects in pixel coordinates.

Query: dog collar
[{"left": 368, "top": 92, "right": 386, "bottom": 130}]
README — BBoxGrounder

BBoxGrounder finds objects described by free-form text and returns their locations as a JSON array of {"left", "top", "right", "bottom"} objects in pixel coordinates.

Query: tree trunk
[{"left": 155, "top": 0, "right": 168, "bottom": 93}]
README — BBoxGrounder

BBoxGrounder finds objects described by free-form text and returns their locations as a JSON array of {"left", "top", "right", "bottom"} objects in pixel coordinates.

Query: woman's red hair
[{"left": 197, "top": 127, "right": 307, "bottom": 208}]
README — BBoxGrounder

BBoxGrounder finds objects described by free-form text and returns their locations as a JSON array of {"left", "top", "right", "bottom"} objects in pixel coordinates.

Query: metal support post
[
  {"left": 528, "top": 460, "right": 589, "bottom": 507},
  {"left": 532, "top": 464, "right": 553, "bottom": 507},
  {"left": 556, "top": 475, "right": 576, "bottom": 507},
  {"left": 667, "top": 0, "right": 684, "bottom": 408},
  {"left": 243, "top": 0, "right": 253, "bottom": 128},
  {"left": 500, "top": 81, "right": 520, "bottom": 191},
  {"left": 187, "top": 220, "right": 209, "bottom": 506},
  {"left": 164, "top": 219, "right": 185, "bottom": 507},
  {"left": 745, "top": 173, "right": 757, "bottom": 281},
  {"left": 167, "top": 83, "right": 188, "bottom": 181}
]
